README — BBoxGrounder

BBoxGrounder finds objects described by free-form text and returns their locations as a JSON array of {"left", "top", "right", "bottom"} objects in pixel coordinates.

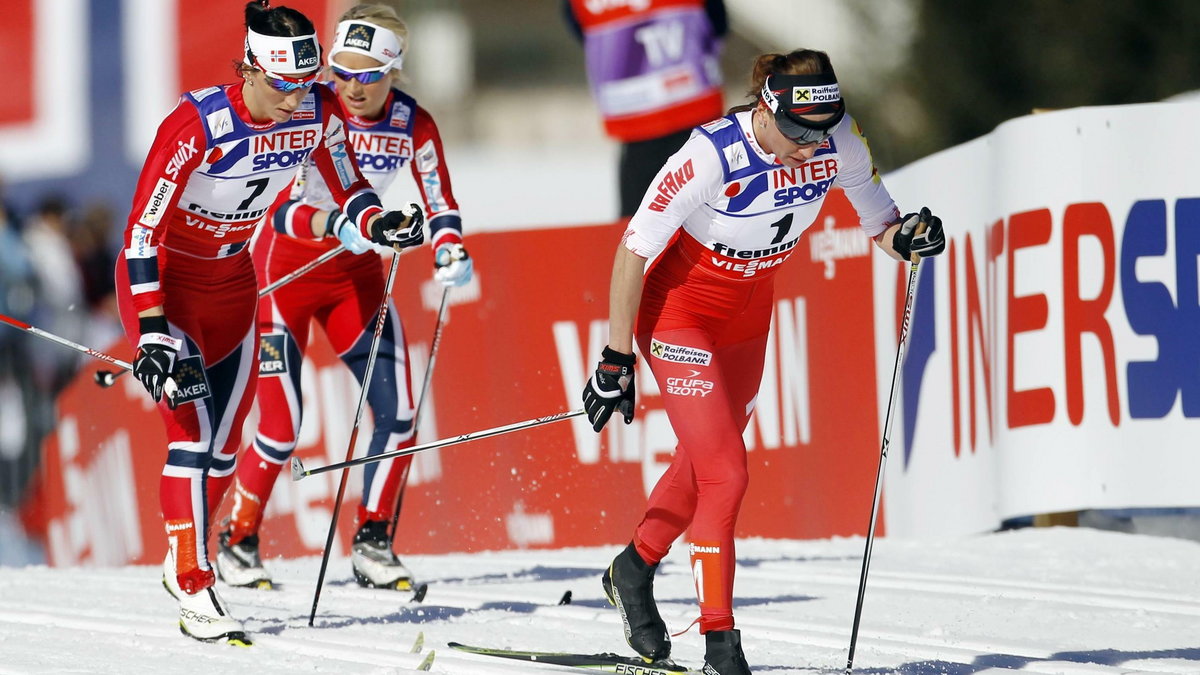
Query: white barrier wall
[{"left": 877, "top": 101, "right": 1200, "bottom": 536}]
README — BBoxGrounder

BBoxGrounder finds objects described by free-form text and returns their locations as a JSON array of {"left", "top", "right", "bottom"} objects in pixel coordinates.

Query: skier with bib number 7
[{"left": 115, "top": 0, "right": 424, "bottom": 645}]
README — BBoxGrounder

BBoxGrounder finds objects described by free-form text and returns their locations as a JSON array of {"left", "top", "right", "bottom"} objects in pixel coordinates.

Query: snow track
[{"left": 2, "top": 529, "right": 1199, "bottom": 674}]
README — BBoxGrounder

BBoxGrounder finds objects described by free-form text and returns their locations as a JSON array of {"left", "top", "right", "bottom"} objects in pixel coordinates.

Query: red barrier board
[{"left": 25, "top": 191, "right": 883, "bottom": 567}]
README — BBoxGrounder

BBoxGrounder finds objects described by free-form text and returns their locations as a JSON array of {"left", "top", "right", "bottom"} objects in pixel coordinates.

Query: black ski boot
[
  {"left": 601, "top": 542, "right": 670, "bottom": 661},
  {"left": 702, "top": 629, "right": 751, "bottom": 675}
]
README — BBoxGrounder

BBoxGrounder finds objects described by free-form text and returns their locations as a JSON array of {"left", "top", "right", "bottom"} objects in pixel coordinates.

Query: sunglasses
[
  {"left": 261, "top": 70, "right": 319, "bottom": 93},
  {"left": 330, "top": 65, "right": 390, "bottom": 85},
  {"left": 774, "top": 109, "right": 844, "bottom": 146}
]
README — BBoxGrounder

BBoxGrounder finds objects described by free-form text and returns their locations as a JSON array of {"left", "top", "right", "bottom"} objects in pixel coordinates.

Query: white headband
[
  {"left": 245, "top": 28, "right": 321, "bottom": 75},
  {"left": 329, "top": 20, "right": 404, "bottom": 71}
]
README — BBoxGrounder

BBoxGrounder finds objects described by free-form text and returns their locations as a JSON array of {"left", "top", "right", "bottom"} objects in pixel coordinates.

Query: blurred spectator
[
  {"left": 21, "top": 196, "right": 86, "bottom": 392},
  {"left": 0, "top": 178, "right": 39, "bottom": 511},
  {"left": 564, "top": 0, "right": 728, "bottom": 217},
  {"left": 72, "top": 201, "right": 123, "bottom": 354}
]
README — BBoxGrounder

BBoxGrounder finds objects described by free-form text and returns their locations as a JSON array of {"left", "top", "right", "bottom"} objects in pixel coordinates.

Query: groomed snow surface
[{"left": 2, "top": 528, "right": 1198, "bottom": 674}]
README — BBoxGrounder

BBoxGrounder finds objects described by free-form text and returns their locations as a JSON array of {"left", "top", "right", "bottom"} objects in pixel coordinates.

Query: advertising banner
[{"left": 26, "top": 191, "right": 886, "bottom": 566}]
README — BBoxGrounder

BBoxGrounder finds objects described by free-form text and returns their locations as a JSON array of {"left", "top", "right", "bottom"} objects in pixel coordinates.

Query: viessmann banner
[{"left": 23, "top": 101, "right": 1200, "bottom": 566}]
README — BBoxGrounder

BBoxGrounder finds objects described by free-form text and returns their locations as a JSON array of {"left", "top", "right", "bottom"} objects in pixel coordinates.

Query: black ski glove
[
  {"left": 134, "top": 315, "right": 181, "bottom": 408},
  {"left": 369, "top": 203, "right": 425, "bottom": 249},
  {"left": 582, "top": 347, "right": 637, "bottom": 432},
  {"left": 891, "top": 206, "right": 946, "bottom": 261}
]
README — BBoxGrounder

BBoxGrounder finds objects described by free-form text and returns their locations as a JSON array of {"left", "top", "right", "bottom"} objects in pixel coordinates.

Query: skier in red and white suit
[
  {"left": 582, "top": 50, "right": 946, "bottom": 674},
  {"left": 217, "top": 5, "right": 471, "bottom": 592},
  {"left": 115, "top": 2, "right": 424, "bottom": 644}
]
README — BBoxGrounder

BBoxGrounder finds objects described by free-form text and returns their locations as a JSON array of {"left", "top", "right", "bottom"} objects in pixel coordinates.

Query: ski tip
[
  {"left": 410, "top": 631, "right": 425, "bottom": 654},
  {"left": 558, "top": 589, "right": 573, "bottom": 605},
  {"left": 416, "top": 650, "right": 435, "bottom": 671},
  {"left": 410, "top": 582, "right": 429, "bottom": 603}
]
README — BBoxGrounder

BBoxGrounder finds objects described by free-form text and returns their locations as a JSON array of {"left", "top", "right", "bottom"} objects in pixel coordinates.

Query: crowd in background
[{"left": 0, "top": 176, "right": 121, "bottom": 512}]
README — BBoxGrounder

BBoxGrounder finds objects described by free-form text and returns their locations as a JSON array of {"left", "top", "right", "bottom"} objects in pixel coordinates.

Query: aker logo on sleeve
[
  {"left": 172, "top": 356, "right": 211, "bottom": 404},
  {"left": 259, "top": 333, "right": 288, "bottom": 376},
  {"left": 649, "top": 339, "right": 712, "bottom": 366}
]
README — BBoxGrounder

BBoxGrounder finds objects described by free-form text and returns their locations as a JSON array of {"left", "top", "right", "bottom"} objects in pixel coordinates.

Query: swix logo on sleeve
[
  {"left": 140, "top": 178, "right": 177, "bottom": 227},
  {"left": 164, "top": 137, "right": 197, "bottom": 180},
  {"left": 649, "top": 339, "right": 712, "bottom": 365},
  {"left": 647, "top": 159, "right": 695, "bottom": 212}
]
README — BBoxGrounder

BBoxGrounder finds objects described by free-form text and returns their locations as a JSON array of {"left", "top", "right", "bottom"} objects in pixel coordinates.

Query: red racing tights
[
  {"left": 116, "top": 248, "right": 259, "bottom": 593},
  {"left": 630, "top": 245, "right": 774, "bottom": 634}
]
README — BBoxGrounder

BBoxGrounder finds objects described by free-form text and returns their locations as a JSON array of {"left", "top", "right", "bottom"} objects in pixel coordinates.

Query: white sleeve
[
  {"left": 622, "top": 135, "right": 724, "bottom": 259},
  {"left": 833, "top": 115, "right": 900, "bottom": 238}
]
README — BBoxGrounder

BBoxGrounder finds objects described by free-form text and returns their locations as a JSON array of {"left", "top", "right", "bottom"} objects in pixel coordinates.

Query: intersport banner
[
  {"left": 878, "top": 101, "right": 1200, "bottom": 536},
  {"left": 25, "top": 190, "right": 885, "bottom": 567}
]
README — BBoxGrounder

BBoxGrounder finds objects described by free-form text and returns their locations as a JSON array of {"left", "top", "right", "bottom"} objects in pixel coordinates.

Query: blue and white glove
[
  {"left": 324, "top": 209, "right": 372, "bottom": 254},
  {"left": 434, "top": 242, "right": 473, "bottom": 287}
]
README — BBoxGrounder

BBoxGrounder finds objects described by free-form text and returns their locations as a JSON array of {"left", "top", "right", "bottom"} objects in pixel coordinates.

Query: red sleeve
[
  {"left": 310, "top": 85, "right": 383, "bottom": 236},
  {"left": 122, "top": 102, "right": 205, "bottom": 313},
  {"left": 409, "top": 105, "right": 463, "bottom": 249}
]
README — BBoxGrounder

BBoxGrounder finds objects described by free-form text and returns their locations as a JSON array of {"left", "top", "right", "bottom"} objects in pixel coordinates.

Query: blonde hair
[
  {"left": 335, "top": 3, "right": 408, "bottom": 84},
  {"left": 338, "top": 3, "right": 408, "bottom": 52}
]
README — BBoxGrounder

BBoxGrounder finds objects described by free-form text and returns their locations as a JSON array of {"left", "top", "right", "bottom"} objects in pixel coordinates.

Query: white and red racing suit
[
  {"left": 622, "top": 111, "right": 899, "bottom": 632},
  {"left": 228, "top": 84, "right": 463, "bottom": 541},
  {"left": 116, "top": 81, "right": 383, "bottom": 590}
]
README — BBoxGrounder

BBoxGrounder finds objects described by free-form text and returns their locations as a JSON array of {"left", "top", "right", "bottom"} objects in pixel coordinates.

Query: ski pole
[
  {"left": 386, "top": 286, "right": 451, "bottom": 545},
  {"left": 845, "top": 250, "right": 925, "bottom": 674},
  {"left": 292, "top": 409, "right": 586, "bottom": 481},
  {"left": 95, "top": 245, "right": 349, "bottom": 388},
  {"left": 258, "top": 243, "right": 345, "bottom": 296},
  {"left": 0, "top": 312, "right": 178, "bottom": 401},
  {"left": 309, "top": 249, "right": 402, "bottom": 627}
]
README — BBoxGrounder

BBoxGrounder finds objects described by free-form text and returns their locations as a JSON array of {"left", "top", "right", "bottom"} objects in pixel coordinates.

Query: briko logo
[{"left": 344, "top": 23, "right": 375, "bottom": 50}]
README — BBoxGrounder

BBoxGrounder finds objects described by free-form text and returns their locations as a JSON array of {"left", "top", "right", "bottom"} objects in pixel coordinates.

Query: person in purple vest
[{"left": 564, "top": 0, "right": 727, "bottom": 217}]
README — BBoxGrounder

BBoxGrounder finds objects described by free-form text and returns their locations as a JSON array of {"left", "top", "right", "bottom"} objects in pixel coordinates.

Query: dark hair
[
  {"left": 244, "top": 1, "right": 315, "bottom": 37},
  {"left": 727, "top": 49, "right": 837, "bottom": 114}
]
